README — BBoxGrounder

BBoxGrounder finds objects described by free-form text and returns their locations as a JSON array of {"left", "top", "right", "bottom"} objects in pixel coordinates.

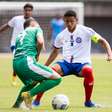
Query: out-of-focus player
[{"left": 0, "top": 3, "right": 34, "bottom": 86}]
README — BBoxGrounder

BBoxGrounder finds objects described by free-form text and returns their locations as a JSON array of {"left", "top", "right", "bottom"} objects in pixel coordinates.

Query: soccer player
[
  {"left": 33, "top": 10, "right": 112, "bottom": 107},
  {"left": 12, "top": 18, "right": 62, "bottom": 110},
  {"left": 0, "top": 3, "right": 34, "bottom": 86}
]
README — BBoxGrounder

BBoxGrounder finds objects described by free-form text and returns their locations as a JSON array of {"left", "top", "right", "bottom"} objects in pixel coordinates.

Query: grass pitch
[{"left": 0, "top": 53, "right": 112, "bottom": 112}]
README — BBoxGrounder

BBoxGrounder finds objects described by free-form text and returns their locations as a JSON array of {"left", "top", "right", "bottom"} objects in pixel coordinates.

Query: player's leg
[
  {"left": 10, "top": 45, "right": 18, "bottom": 87},
  {"left": 13, "top": 56, "right": 39, "bottom": 109},
  {"left": 22, "top": 70, "right": 61, "bottom": 109},
  {"left": 12, "top": 81, "right": 37, "bottom": 108},
  {"left": 81, "top": 64, "right": 101, "bottom": 107},
  {"left": 21, "top": 57, "right": 62, "bottom": 109},
  {"left": 32, "top": 92, "right": 43, "bottom": 106},
  {"left": 71, "top": 63, "right": 97, "bottom": 107},
  {"left": 12, "top": 71, "right": 17, "bottom": 86},
  {"left": 32, "top": 63, "right": 64, "bottom": 107},
  {"left": 81, "top": 64, "right": 94, "bottom": 107}
]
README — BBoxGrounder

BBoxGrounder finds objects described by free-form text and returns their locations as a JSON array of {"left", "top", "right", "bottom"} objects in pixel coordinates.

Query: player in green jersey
[{"left": 12, "top": 18, "right": 62, "bottom": 110}]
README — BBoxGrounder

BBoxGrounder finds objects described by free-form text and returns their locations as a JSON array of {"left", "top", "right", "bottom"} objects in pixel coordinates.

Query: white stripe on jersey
[{"left": 27, "top": 56, "right": 52, "bottom": 78}]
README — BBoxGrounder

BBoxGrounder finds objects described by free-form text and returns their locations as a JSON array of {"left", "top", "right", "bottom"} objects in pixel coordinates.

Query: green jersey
[{"left": 14, "top": 26, "right": 43, "bottom": 59}]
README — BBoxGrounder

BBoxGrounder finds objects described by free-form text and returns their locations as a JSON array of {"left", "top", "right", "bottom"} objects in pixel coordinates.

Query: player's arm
[
  {"left": 0, "top": 16, "right": 15, "bottom": 33},
  {"left": 36, "top": 27, "right": 45, "bottom": 61},
  {"left": 45, "top": 47, "right": 60, "bottom": 66},
  {"left": 36, "top": 35, "right": 44, "bottom": 61},
  {"left": 45, "top": 31, "right": 62, "bottom": 66},
  {"left": 92, "top": 34, "right": 112, "bottom": 61},
  {"left": 0, "top": 23, "right": 10, "bottom": 32},
  {"left": 98, "top": 37, "right": 112, "bottom": 61}
]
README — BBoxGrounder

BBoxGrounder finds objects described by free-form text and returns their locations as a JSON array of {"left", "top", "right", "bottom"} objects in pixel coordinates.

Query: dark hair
[
  {"left": 24, "top": 3, "right": 33, "bottom": 10},
  {"left": 64, "top": 10, "right": 77, "bottom": 18},
  {"left": 24, "top": 18, "right": 35, "bottom": 29}
]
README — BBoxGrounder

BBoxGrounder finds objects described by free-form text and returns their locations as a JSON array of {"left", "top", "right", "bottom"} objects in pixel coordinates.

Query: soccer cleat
[
  {"left": 20, "top": 101, "right": 30, "bottom": 110},
  {"left": 21, "top": 92, "right": 32, "bottom": 110},
  {"left": 12, "top": 104, "right": 20, "bottom": 108},
  {"left": 32, "top": 100, "right": 40, "bottom": 107},
  {"left": 12, "top": 76, "right": 18, "bottom": 87},
  {"left": 12, "top": 101, "right": 30, "bottom": 110},
  {"left": 84, "top": 101, "right": 102, "bottom": 108}
]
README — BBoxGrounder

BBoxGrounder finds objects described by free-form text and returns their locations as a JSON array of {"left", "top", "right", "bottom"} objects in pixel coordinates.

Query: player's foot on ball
[
  {"left": 85, "top": 101, "right": 102, "bottom": 108},
  {"left": 21, "top": 92, "right": 32, "bottom": 110},
  {"left": 32, "top": 100, "right": 40, "bottom": 107}
]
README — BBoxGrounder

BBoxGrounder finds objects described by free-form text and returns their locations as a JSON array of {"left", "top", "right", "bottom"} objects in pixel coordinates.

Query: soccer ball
[{"left": 52, "top": 94, "right": 69, "bottom": 110}]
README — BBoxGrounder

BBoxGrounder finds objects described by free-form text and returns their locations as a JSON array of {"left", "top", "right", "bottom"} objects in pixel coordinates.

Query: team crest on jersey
[{"left": 76, "top": 37, "right": 82, "bottom": 43}]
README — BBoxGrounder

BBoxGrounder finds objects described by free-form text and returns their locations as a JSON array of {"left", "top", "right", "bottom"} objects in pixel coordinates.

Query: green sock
[
  {"left": 30, "top": 78, "right": 62, "bottom": 97},
  {"left": 13, "top": 82, "right": 37, "bottom": 107}
]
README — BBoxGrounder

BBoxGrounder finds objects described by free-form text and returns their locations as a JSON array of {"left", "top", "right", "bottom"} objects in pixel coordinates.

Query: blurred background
[{"left": 0, "top": 0, "right": 112, "bottom": 53}]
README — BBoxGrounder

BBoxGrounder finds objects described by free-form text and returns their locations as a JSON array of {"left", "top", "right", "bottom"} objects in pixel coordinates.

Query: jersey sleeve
[
  {"left": 86, "top": 27, "right": 102, "bottom": 43},
  {"left": 53, "top": 33, "right": 63, "bottom": 48},
  {"left": 8, "top": 16, "right": 16, "bottom": 27},
  {"left": 36, "top": 27, "right": 43, "bottom": 37}
]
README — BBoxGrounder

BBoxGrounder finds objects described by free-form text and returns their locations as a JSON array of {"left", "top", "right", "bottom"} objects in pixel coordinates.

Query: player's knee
[
  {"left": 82, "top": 65, "right": 94, "bottom": 80},
  {"left": 51, "top": 65, "right": 63, "bottom": 76},
  {"left": 50, "top": 69, "right": 62, "bottom": 79},
  {"left": 82, "top": 66, "right": 94, "bottom": 86}
]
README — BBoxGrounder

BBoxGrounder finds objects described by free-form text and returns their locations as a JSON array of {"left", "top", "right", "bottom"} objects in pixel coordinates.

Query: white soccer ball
[{"left": 52, "top": 94, "right": 69, "bottom": 110}]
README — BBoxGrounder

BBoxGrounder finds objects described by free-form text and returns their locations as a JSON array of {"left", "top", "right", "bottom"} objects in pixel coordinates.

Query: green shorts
[{"left": 13, "top": 56, "right": 53, "bottom": 85}]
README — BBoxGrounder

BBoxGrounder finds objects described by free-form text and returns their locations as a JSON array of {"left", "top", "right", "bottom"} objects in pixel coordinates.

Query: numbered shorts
[{"left": 13, "top": 56, "right": 54, "bottom": 85}]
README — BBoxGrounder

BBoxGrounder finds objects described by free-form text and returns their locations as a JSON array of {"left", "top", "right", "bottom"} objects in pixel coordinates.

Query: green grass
[{"left": 0, "top": 53, "right": 112, "bottom": 112}]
